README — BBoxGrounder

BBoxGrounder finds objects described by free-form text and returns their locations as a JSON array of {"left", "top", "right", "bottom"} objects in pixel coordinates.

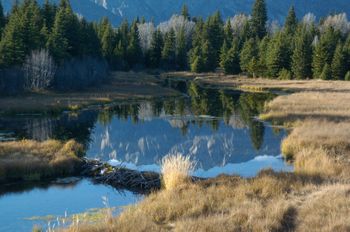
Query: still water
[{"left": 0, "top": 82, "right": 292, "bottom": 231}]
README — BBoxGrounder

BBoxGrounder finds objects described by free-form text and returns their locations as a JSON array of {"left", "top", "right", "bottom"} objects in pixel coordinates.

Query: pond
[{"left": 0, "top": 82, "right": 293, "bottom": 231}]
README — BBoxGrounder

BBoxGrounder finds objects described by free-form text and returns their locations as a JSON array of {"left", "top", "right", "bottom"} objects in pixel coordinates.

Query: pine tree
[
  {"left": 41, "top": 0, "right": 57, "bottom": 30},
  {"left": 149, "top": 29, "right": 163, "bottom": 68},
  {"left": 203, "top": 12, "right": 224, "bottom": 71},
  {"left": 161, "top": 29, "right": 176, "bottom": 69},
  {"left": 0, "top": 10, "right": 26, "bottom": 66},
  {"left": 284, "top": 6, "right": 297, "bottom": 35},
  {"left": 48, "top": 0, "right": 81, "bottom": 61},
  {"left": 312, "top": 27, "right": 340, "bottom": 79},
  {"left": 258, "top": 36, "right": 270, "bottom": 76},
  {"left": 266, "top": 32, "right": 291, "bottom": 78},
  {"left": 292, "top": 27, "right": 313, "bottom": 79},
  {"left": 223, "top": 21, "right": 233, "bottom": 48},
  {"left": 320, "top": 63, "right": 332, "bottom": 80},
  {"left": 221, "top": 43, "right": 240, "bottom": 74},
  {"left": 251, "top": 0, "right": 267, "bottom": 39},
  {"left": 181, "top": 4, "right": 190, "bottom": 20},
  {"left": 240, "top": 38, "right": 259, "bottom": 77},
  {"left": 127, "top": 20, "right": 142, "bottom": 67},
  {"left": 0, "top": 1, "right": 6, "bottom": 35},
  {"left": 176, "top": 27, "right": 188, "bottom": 70},
  {"left": 332, "top": 43, "right": 347, "bottom": 80},
  {"left": 345, "top": 71, "right": 350, "bottom": 81},
  {"left": 191, "top": 55, "right": 205, "bottom": 73}
]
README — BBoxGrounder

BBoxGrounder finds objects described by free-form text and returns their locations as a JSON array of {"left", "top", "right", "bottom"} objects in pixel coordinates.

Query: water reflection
[
  {"left": 0, "top": 180, "right": 140, "bottom": 232},
  {"left": 0, "top": 82, "right": 291, "bottom": 176}
]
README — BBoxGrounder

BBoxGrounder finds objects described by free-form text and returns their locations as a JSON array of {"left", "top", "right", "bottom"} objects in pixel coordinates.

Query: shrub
[{"left": 161, "top": 154, "right": 195, "bottom": 190}]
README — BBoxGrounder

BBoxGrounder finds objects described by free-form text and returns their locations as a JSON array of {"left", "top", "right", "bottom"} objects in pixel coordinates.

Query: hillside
[{"left": 4, "top": 0, "right": 350, "bottom": 25}]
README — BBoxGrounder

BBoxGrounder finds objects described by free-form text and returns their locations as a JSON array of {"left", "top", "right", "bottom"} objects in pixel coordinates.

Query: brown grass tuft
[{"left": 161, "top": 154, "right": 195, "bottom": 190}]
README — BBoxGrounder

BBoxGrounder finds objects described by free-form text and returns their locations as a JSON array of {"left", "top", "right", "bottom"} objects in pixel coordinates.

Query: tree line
[{"left": 1, "top": 0, "right": 350, "bottom": 95}]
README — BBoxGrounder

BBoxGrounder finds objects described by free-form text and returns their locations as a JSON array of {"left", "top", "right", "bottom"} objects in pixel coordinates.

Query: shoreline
[{"left": 60, "top": 72, "right": 350, "bottom": 232}]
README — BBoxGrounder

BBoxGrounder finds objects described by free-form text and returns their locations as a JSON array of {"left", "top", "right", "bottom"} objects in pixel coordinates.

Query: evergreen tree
[
  {"left": 100, "top": 20, "right": 115, "bottom": 62},
  {"left": 223, "top": 21, "right": 233, "bottom": 48},
  {"left": 266, "top": 32, "right": 291, "bottom": 78},
  {"left": 203, "top": 12, "right": 224, "bottom": 71},
  {"left": 292, "top": 27, "right": 313, "bottom": 79},
  {"left": 127, "top": 20, "right": 142, "bottom": 67},
  {"left": 320, "top": 63, "right": 332, "bottom": 80},
  {"left": 345, "top": 71, "right": 350, "bottom": 81},
  {"left": 41, "top": 0, "right": 57, "bottom": 30},
  {"left": 0, "top": 9, "right": 26, "bottom": 66},
  {"left": 284, "top": 6, "right": 298, "bottom": 35},
  {"left": 48, "top": 0, "right": 81, "bottom": 60},
  {"left": 0, "top": 1, "right": 6, "bottom": 34},
  {"left": 181, "top": 4, "right": 190, "bottom": 20},
  {"left": 221, "top": 42, "right": 240, "bottom": 74},
  {"left": 312, "top": 27, "right": 340, "bottom": 79},
  {"left": 149, "top": 29, "right": 163, "bottom": 68},
  {"left": 332, "top": 43, "right": 347, "bottom": 80},
  {"left": 220, "top": 40, "right": 229, "bottom": 69},
  {"left": 176, "top": 27, "right": 188, "bottom": 70},
  {"left": 251, "top": 0, "right": 267, "bottom": 39},
  {"left": 240, "top": 38, "right": 259, "bottom": 77},
  {"left": 257, "top": 36, "right": 270, "bottom": 76},
  {"left": 161, "top": 29, "right": 176, "bottom": 69},
  {"left": 114, "top": 40, "right": 127, "bottom": 69}
]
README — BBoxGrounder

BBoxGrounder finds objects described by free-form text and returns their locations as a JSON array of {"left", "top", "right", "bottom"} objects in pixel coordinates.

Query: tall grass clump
[
  {"left": 161, "top": 154, "right": 196, "bottom": 190},
  {"left": 0, "top": 139, "right": 84, "bottom": 183}
]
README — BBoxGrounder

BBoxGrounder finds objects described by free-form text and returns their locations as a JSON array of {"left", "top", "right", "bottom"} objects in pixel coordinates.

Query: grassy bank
[
  {"left": 56, "top": 75, "right": 350, "bottom": 231},
  {"left": 0, "top": 71, "right": 179, "bottom": 115},
  {"left": 0, "top": 139, "right": 84, "bottom": 183}
]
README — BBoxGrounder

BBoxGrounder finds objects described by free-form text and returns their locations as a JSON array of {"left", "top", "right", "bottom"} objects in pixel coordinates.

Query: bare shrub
[{"left": 23, "top": 49, "right": 56, "bottom": 91}]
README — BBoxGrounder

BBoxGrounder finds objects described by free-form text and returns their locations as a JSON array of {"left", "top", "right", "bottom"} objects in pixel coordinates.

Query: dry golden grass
[
  {"left": 260, "top": 92, "right": 350, "bottom": 123},
  {"left": 63, "top": 171, "right": 325, "bottom": 232},
  {"left": 61, "top": 77, "right": 350, "bottom": 232},
  {"left": 164, "top": 71, "right": 350, "bottom": 93},
  {"left": 161, "top": 154, "right": 195, "bottom": 190},
  {"left": 0, "top": 139, "right": 84, "bottom": 182},
  {"left": 297, "top": 184, "right": 350, "bottom": 232}
]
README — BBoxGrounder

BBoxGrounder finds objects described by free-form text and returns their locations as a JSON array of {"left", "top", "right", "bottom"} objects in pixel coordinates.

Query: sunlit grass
[{"left": 161, "top": 154, "right": 196, "bottom": 190}]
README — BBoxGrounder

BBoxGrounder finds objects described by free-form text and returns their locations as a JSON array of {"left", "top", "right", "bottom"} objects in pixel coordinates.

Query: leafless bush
[
  {"left": 23, "top": 49, "right": 56, "bottom": 91},
  {"left": 302, "top": 13, "right": 316, "bottom": 27},
  {"left": 138, "top": 22, "right": 155, "bottom": 54},
  {"left": 321, "top": 13, "right": 350, "bottom": 34},
  {"left": 158, "top": 15, "right": 195, "bottom": 43},
  {"left": 229, "top": 14, "right": 251, "bottom": 36}
]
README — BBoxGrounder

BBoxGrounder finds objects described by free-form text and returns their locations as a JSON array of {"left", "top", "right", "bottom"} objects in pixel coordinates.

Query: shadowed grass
[{"left": 0, "top": 139, "right": 84, "bottom": 183}]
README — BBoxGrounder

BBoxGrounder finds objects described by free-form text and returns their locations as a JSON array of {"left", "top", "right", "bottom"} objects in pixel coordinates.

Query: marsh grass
[
  {"left": 0, "top": 139, "right": 84, "bottom": 182},
  {"left": 59, "top": 78, "right": 350, "bottom": 232},
  {"left": 280, "top": 120, "right": 350, "bottom": 178},
  {"left": 161, "top": 154, "right": 196, "bottom": 190},
  {"left": 62, "top": 171, "right": 328, "bottom": 232}
]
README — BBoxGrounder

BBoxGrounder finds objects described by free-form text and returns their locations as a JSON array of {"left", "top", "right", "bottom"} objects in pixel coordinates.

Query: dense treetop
[{"left": 0, "top": 0, "right": 350, "bottom": 83}]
